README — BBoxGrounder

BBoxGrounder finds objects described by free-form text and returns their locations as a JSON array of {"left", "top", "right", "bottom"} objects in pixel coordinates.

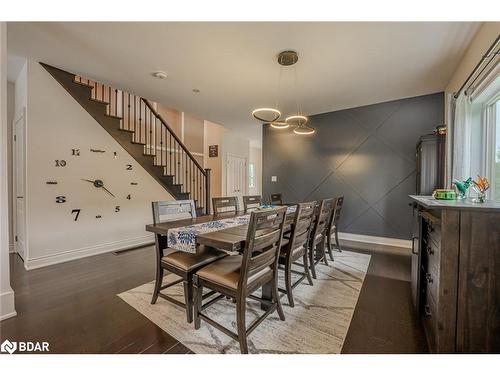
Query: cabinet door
[{"left": 411, "top": 208, "right": 422, "bottom": 311}]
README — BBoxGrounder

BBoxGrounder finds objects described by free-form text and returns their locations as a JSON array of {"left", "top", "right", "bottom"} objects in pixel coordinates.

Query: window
[{"left": 248, "top": 163, "right": 255, "bottom": 189}]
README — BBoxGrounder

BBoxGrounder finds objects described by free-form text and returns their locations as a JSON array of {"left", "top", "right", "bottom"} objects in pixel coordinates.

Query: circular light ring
[
  {"left": 293, "top": 125, "right": 316, "bottom": 135},
  {"left": 252, "top": 108, "right": 281, "bottom": 123},
  {"left": 285, "top": 115, "right": 309, "bottom": 126},
  {"left": 270, "top": 121, "right": 289, "bottom": 129}
]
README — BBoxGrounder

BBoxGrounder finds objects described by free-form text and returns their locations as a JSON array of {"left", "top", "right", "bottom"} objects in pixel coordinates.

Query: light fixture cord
[{"left": 275, "top": 64, "right": 283, "bottom": 111}]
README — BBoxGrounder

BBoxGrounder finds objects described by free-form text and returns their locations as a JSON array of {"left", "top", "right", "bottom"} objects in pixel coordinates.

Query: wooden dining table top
[{"left": 145, "top": 209, "right": 295, "bottom": 252}]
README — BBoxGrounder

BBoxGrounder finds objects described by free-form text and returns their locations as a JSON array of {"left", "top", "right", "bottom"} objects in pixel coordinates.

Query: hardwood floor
[{"left": 0, "top": 246, "right": 427, "bottom": 354}]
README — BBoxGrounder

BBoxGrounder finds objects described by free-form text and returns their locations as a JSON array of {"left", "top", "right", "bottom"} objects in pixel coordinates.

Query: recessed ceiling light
[
  {"left": 152, "top": 71, "right": 168, "bottom": 79},
  {"left": 192, "top": 88, "right": 200, "bottom": 93}
]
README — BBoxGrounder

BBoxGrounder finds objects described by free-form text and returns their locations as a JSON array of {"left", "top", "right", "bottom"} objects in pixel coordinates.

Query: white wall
[
  {"left": 7, "top": 82, "right": 14, "bottom": 252},
  {"left": 0, "top": 22, "right": 16, "bottom": 321},
  {"left": 248, "top": 145, "right": 262, "bottom": 197},
  {"left": 17, "top": 60, "right": 173, "bottom": 269}
]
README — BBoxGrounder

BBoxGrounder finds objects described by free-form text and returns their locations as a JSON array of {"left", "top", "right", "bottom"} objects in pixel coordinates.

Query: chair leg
[
  {"left": 335, "top": 228, "right": 342, "bottom": 252},
  {"left": 193, "top": 276, "right": 202, "bottom": 329},
  {"left": 151, "top": 267, "right": 164, "bottom": 304},
  {"left": 236, "top": 298, "right": 248, "bottom": 354},
  {"left": 183, "top": 279, "right": 193, "bottom": 323},
  {"left": 320, "top": 240, "right": 329, "bottom": 266},
  {"left": 303, "top": 253, "right": 313, "bottom": 286},
  {"left": 284, "top": 261, "right": 294, "bottom": 307},
  {"left": 272, "top": 276, "right": 286, "bottom": 321},
  {"left": 309, "top": 244, "right": 317, "bottom": 279},
  {"left": 327, "top": 230, "right": 335, "bottom": 261}
]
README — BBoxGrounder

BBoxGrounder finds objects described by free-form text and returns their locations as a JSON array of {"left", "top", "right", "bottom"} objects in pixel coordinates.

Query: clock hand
[
  {"left": 81, "top": 179, "right": 95, "bottom": 184},
  {"left": 101, "top": 186, "right": 116, "bottom": 198}
]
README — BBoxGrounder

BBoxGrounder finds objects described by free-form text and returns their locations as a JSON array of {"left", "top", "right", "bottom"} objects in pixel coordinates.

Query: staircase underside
[{"left": 41, "top": 63, "right": 196, "bottom": 204}]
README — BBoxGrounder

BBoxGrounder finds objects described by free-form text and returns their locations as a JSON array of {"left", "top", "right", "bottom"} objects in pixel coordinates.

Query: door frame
[
  {"left": 225, "top": 152, "right": 248, "bottom": 198},
  {"left": 12, "top": 107, "right": 28, "bottom": 264}
]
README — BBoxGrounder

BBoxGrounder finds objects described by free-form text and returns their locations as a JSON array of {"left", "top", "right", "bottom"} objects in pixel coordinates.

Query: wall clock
[{"left": 50, "top": 148, "right": 139, "bottom": 222}]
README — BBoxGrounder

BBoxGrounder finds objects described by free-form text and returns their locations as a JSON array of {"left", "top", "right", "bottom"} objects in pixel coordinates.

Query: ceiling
[{"left": 7, "top": 22, "right": 480, "bottom": 142}]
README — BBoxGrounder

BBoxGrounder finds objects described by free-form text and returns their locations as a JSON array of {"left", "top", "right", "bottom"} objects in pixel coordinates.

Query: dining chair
[
  {"left": 242, "top": 195, "right": 262, "bottom": 213},
  {"left": 150, "top": 200, "right": 227, "bottom": 323},
  {"left": 308, "top": 198, "right": 334, "bottom": 279},
  {"left": 270, "top": 193, "right": 283, "bottom": 205},
  {"left": 193, "top": 206, "right": 288, "bottom": 354},
  {"left": 278, "top": 201, "right": 316, "bottom": 307},
  {"left": 212, "top": 196, "right": 239, "bottom": 215},
  {"left": 326, "top": 196, "right": 344, "bottom": 260}
]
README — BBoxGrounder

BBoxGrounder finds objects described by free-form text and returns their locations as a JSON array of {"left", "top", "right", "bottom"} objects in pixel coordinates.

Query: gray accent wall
[{"left": 262, "top": 92, "right": 444, "bottom": 240}]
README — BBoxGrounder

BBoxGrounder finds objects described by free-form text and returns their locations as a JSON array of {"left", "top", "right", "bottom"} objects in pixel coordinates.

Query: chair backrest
[
  {"left": 326, "top": 196, "right": 344, "bottom": 233},
  {"left": 270, "top": 193, "right": 283, "bottom": 205},
  {"left": 212, "top": 196, "right": 239, "bottom": 215},
  {"left": 332, "top": 196, "right": 344, "bottom": 228},
  {"left": 243, "top": 195, "right": 262, "bottom": 213},
  {"left": 152, "top": 200, "right": 196, "bottom": 224},
  {"left": 286, "top": 201, "right": 316, "bottom": 255},
  {"left": 310, "top": 198, "right": 334, "bottom": 242},
  {"left": 239, "top": 207, "right": 288, "bottom": 289}
]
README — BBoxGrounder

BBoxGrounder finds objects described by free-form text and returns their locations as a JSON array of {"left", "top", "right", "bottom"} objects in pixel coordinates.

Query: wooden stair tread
[
  {"left": 118, "top": 128, "right": 134, "bottom": 133},
  {"left": 106, "top": 114, "right": 123, "bottom": 120},
  {"left": 90, "top": 98, "right": 110, "bottom": 105},
  {"left": 73, "top": 81, "right": 95, "bottom": 89}
]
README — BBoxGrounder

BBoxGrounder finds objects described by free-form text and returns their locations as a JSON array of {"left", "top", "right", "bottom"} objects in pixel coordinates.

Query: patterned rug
[{"left": 118, "top": 250, "right": 371, "bottom": 354}]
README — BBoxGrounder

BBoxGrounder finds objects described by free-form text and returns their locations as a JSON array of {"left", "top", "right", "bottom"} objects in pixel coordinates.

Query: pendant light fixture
[{"left": 251, "top": 50, "right": 314, "bottom": 135}]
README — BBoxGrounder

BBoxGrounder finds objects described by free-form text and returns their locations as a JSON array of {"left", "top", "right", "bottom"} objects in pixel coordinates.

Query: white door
[
  {"left": 14, "top": 110, "right": 26, "bottom": 260},
  {"left": 226, "top": 154, "right": 247, "bottom": 206}
]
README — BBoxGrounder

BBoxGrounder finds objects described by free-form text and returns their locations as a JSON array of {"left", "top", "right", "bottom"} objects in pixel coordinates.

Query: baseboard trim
[
  {"left": 25, "top": 234, "right": 155, "bottom": 270},
  {"left": 337, "top": 232, "right": 411, "bottom": 255},
  {"left": 0, "top": 290, "right": 17, "bottom": 321}
]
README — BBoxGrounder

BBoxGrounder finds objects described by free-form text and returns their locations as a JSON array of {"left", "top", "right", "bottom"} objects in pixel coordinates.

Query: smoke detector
[{"left": 152, "top": 71, "right": 168, "bottom": 79}]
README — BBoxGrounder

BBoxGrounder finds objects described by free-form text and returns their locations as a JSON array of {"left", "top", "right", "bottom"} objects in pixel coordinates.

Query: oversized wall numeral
[
  {"left": 71, "top": 209, "right": 81, "bottom": 221},
  {"left": 126, "top": 164, "right": 133, "bottom": 170},
  {"left": 55, "top": 160, "right": 67, "bottom": 167},
  {"left": 72, "top": 149, "right": 80, "bottom": 156},
  {"left": 56, "top": 196, "right": 66, "bottom": 203},
  {"left": 126, "top": 194, "right": 131, "bottom": 200},
  {"left": 115, "top": 206, "right": 120, "bottom": 212}
]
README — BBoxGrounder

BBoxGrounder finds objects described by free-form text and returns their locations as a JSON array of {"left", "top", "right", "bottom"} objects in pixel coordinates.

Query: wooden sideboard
[{"left": 410, "top": 195, "right": 500, "bottom": 353}]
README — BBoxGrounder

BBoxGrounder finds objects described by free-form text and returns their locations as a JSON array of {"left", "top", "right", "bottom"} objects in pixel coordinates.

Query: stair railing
[{"left": 75, "top": 75, "right": 211, "bottom": 214}]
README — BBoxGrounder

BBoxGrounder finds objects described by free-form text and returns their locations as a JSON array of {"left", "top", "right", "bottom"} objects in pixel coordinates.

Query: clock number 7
[{"left": 71, "top": 209, "right": 81, "bottom": 221}]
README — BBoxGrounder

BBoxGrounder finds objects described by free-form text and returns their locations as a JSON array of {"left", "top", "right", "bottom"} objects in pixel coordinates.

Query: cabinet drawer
[
  {"left": 423, "top": 238, "right": 440, "bottom": 275},
  {"left": 428, "top": 223, "right": 442, "bottom": 246},
  {"left": 422, "top": 292, "right": 438, "bottom": 353},
  {"left": 424, "top": 268, "right": 439, "bottom": 308}
]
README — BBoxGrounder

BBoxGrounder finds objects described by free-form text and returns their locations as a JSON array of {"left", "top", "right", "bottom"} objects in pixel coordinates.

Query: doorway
[
  {"left": 226, "top": 154, "right": 247, "bottom": 206},
  {"left": 13, "top": 108, "right": 26, "bottom": 261}
]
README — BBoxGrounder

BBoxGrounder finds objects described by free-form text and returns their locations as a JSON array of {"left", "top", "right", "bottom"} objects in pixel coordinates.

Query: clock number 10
[{"left": 55, "top": 160, "right": 67, "bottom": 167}]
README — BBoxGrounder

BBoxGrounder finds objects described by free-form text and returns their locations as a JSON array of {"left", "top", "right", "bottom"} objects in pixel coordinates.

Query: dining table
[{"left": 145, "top": 208, "right": 296, "bottom": 310}]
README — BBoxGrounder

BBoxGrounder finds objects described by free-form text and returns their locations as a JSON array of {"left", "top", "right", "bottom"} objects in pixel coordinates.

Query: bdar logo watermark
[{"left": 1, "top": 339, "right": 50, "bottom": 354}]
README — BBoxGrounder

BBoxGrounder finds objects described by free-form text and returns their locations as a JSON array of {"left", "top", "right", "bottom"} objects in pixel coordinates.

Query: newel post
[{"left": 204, "top": 168, "right": 211, "bottom": 215}]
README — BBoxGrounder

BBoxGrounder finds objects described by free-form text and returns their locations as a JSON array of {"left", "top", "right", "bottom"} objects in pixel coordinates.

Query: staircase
[{"left": 41, "top": 63, "right": 211, "bottom": 214}]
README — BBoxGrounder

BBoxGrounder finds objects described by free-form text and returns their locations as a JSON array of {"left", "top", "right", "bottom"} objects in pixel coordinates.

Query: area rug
[{"left": 118, "top": 250, "right": 371, "bottom": 354}]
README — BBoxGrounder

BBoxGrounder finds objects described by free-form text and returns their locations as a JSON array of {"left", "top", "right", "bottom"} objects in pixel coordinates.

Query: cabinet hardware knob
[
  {"left": 426, "top": 273, "right": 433, "bottom": 283},
  {"left": 424, "top": 304, "right": 432, "bottom": 317}
]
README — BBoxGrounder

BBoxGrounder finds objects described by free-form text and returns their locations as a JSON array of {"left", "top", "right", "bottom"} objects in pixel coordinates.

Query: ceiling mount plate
[{"left": 277, "top": 50, "right": 298, "bottom": 66}]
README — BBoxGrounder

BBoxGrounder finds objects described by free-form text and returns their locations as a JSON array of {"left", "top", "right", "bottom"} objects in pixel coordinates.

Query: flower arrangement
[{"left": 471, "top": 175, "right": 489, "bottom": 203}]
